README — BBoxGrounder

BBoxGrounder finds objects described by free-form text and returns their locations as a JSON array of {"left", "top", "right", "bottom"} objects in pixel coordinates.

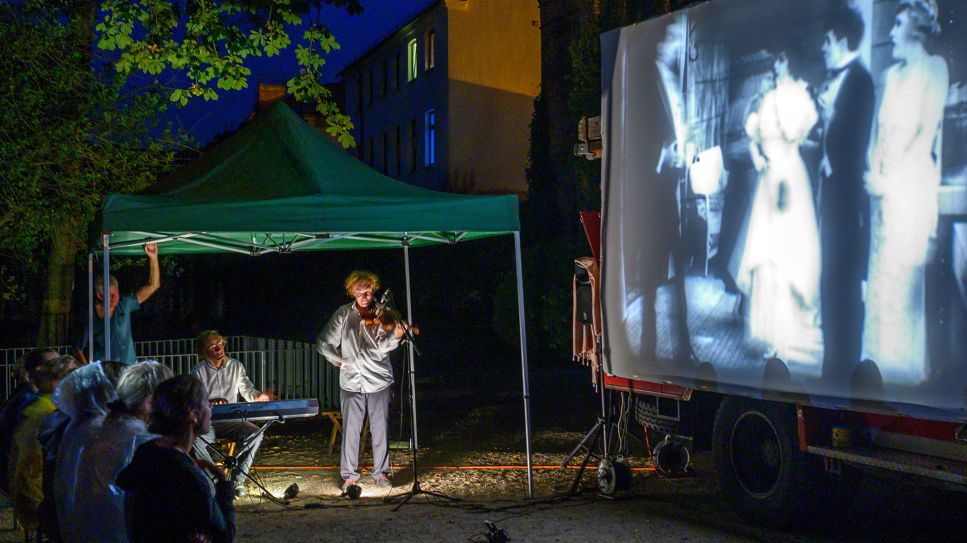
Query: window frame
[
  {"left": 424, "top": 109, "right": 435, "bottom": 168},
  {"left": 407, "top": 39, "right": 418, "bottom": 82},
  {"left": 380, "top": 58, "right": 388, "bottom": 98},
  {"left": 395, "top": 125, "right": 402, "bottom": 177},
  {"left": 424, "top": 30, "right": 435, "bottom": 71},
  {"left": 409, "top": 119, "right": 418, "bottom": 173}
]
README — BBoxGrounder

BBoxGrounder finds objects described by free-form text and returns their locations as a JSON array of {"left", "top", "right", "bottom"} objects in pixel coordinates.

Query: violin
[{"left": 361, "top": 304, "right": 420, "bottom": 336}]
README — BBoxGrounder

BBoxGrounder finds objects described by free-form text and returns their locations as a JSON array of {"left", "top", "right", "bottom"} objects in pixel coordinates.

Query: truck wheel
[{"left": 713, "top": 397, "right": 808, "bottom": 527}]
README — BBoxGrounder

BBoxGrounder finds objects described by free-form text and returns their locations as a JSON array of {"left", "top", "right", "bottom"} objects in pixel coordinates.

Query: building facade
[{"left": 341, "top": 0, "right": 540, "bottom": 196}]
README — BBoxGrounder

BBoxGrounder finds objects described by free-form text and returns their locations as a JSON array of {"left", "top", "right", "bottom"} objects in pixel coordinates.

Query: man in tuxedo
[
  {"left": 817, "top": 6, "right": 874, "bottom": 389},
  {"left": 602, "top": 15, "right": 692, "bottom": 373}
]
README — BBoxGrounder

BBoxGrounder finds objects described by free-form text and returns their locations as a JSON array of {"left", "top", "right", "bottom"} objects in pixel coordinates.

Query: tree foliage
[
  {"left": 1, "top": 0, "right": 364, "bottom": 344},
  {"left": 0, "top": 0, "right": 186, "bottom": 343},
  {"left": 96, "top": 0, "right": 362, "bottom": 147},
  {"left": 0, "top": 0, "right": 180, "bottom": 265}
]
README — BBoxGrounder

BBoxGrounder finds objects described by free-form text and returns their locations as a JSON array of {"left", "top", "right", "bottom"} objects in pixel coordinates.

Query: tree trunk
[
  {"left": 37, "top": 223, "right": 80, "bottom": 347},
  {"left": 36, "top": 2, "right": 93, "bottom": 348}
]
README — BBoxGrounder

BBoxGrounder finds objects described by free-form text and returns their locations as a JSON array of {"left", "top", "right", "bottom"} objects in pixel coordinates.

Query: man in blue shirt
[{"left": 79, "top": 243, "right": 161, "bottom": 364}]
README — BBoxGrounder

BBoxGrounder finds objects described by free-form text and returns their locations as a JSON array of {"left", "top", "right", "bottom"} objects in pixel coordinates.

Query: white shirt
[
  {"left": 192, "top": 357, "right": 260, "bottom": 402},
  {"left": 315, "top": 303, "right": 401, "bottom": 393}
]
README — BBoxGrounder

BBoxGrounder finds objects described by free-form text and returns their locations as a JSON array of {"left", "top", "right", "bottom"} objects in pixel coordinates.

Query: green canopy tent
[{"left": 90, "top": 102, "right": 534, "bottom": 496}]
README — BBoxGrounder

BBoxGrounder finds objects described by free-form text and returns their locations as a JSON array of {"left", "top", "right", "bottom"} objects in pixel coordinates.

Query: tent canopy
[{"left": 100, "top": 102, "right": 520, "bottom": 255}]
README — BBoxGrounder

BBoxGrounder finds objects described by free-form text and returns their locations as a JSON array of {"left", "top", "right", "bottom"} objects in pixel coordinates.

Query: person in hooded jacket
[
  {"left": 38, "top": 360, "right": 125, "bottom": 542},
  {"left": 116, "top": 375, "right": 235, "bottom": 543},
  {"left": 56, "top": 361, "right": 172, "bottom": 543}
]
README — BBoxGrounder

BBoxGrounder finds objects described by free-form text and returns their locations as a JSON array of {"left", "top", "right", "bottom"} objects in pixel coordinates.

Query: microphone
[{"left": 378, "top": 288, "right": 393, "bottom": 309}]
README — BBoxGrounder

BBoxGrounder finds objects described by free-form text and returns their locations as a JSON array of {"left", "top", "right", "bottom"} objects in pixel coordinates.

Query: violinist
[{"left": 315, "top": 271, "right": 405, "bottom": 494}]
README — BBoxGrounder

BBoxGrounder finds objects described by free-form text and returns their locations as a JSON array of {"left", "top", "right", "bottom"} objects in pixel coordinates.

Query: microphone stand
[
  {"left": 384, "top": 318, "right": 458, "bottom": 511},
  {"left": 197, "top": 418, "right": 291, "bottom": 506}
]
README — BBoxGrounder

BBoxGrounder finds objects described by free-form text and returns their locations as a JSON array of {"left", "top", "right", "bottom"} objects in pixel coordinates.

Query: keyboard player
[{"left": 190, "top": 330, "right": 274, "bottom": 497}]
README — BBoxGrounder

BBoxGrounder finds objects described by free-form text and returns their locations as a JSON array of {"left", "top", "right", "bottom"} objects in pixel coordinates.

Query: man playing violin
[
  {"left": 191, "top": 330, "right": 274, "bottom": 497},
  {"left": 315, "top": 271, "right": 405, "bottom": 494}
]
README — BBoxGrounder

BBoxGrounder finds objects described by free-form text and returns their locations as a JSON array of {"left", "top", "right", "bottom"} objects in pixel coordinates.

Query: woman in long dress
[
  {"left": 863, "top": 0, "right": 948, "bottom": 384},
  {"left": 735, "top": 50, "right": 822, "bottom": 371}
]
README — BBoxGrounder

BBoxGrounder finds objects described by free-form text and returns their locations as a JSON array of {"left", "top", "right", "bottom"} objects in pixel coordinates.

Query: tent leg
[
  {"left": 402, "top": 240, "right": 418, "bottom": 450},
  {"left": 514, "top": 231, "right": 534, "bottom": 499},
  {"left": 102, "top": 234, "right": 111, "bottom": 360},
  {"left": 88, "top": 253, "right": 94, "bottom": 364}
]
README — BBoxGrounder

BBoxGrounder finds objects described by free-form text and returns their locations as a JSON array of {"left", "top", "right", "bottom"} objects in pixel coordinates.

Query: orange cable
[{"left": 250, "top": 464, "right": 656, "bottom": 472}]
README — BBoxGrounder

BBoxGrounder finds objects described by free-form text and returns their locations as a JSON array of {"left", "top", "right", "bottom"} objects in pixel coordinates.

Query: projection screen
[{"left": 600, "top": 0, "right": 967, "bottom": 419}]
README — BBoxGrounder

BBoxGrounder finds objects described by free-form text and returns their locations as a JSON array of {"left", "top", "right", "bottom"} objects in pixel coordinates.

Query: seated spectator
[
  {"left": 39, "top": 360, "right": 124, "bottom": 543},
  {"left": 191, "top": 330, "right": 273, "bottom": 496},
  {"left": 57, "top": 361, "right": 172, "bottom": 543},
  {"left": 117, "top": 375, "right": 235, "bottom": 543},
  {"left": 8, "top": 355, "right": 77, "bottom": 539},
  {"left": 0, "top": 348, "right": 58, "bottom": 494}
]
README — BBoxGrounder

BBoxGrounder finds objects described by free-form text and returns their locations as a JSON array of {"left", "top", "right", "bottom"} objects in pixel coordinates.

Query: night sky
[{"left": 170, "top": 0, "right": 436, "bottom": 146}]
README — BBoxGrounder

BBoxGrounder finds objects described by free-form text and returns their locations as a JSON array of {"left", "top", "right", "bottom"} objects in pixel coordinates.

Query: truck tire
[{"left": 712, "top": 397, "right": 810, "bottom": 527}]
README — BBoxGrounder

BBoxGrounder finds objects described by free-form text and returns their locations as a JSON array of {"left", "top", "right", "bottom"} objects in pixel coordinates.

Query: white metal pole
[
  {"left": 88, "top": 253, "right": 94, "bottom": 364},
  {"left": 102, "top": 233, "right": 111, "bottom": 360},
  {"left": 402, "top": 238, "right": 419, "bottom": 450},
  {"left": 513, "top": 231, "right": 534, "bottom": 498}
]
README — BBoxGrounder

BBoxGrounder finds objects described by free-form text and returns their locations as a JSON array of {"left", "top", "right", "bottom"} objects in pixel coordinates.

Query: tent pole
[
  {"left": 88, "top": 253, "right": 94, "bottom": 364},
  {"left": 402, "top": 239, "right": 418, "bottom": 450},
  {"left": 513, "top": 231, "right": 534, "bottom": 498},
  {"left": 102, "top": 234, "right": 111, "bottom": 360}
]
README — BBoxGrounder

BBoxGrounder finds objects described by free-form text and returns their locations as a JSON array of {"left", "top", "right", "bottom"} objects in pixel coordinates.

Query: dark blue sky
[{"left": 172, "top": 0, "right": 435, "bottom": 146}]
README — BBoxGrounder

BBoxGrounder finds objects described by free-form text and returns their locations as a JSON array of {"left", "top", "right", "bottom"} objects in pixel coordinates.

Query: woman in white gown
[
  {"left": 735, "top": 49, "right": 822, "bottom": 371},
  {"left": 863, "top": 0, "right": 948, "bottom": 384}
]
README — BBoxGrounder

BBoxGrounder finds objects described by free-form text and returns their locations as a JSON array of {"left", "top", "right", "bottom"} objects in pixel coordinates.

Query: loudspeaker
[{"left": 575, "top": 262, "right": 593, "bottom": 325}]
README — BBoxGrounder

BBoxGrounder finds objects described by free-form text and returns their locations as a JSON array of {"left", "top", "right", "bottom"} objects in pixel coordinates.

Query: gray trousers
[
  {"left": 192, "top": 420, "right": 264, "bottom": 486},
  {"left": 340, "top": 386, "right": 391, "bottom": 482}
]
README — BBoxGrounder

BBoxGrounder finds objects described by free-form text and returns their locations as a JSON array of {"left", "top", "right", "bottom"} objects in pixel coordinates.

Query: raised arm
[{"left": 135, "top": 243, "right": 160, "bottom": 304}]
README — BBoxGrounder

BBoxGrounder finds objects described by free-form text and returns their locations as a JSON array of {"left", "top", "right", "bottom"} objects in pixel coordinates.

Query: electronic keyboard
[{"left": 211, "top": 398, "right": 319, "bottom": 422}]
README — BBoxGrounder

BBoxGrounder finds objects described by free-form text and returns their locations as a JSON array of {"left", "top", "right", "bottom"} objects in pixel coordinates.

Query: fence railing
[{"left": 0, "top": 336, "right": 339, "bottom": 410}]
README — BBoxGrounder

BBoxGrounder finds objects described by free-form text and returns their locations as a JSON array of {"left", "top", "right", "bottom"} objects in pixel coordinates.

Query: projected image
[{"left": 601, "top": 0, "right": 967, "bottom": 411}]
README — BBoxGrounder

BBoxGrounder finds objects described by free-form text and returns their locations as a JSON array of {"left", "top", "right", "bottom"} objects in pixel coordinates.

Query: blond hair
[
  {"left": 344, "top": 271, "right": 380, "bottom": 297},
  {"left": 195, "top": 330, "right": 227, "bottom": 357}
]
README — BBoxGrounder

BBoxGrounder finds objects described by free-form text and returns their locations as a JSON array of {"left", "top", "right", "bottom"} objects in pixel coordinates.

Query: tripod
[
  {"left": 563, "top": 346, "right": 632, "bottom": 496},
  {"left": 384, "top": 319, "right": 458, "bottom": 511}
]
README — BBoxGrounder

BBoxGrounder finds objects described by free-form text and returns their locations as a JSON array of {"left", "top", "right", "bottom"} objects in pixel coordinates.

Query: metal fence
[{"left": 0, "top": 336, "right": 340, "bottom": 410}]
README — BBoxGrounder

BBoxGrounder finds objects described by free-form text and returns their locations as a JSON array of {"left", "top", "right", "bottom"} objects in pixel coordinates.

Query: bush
[{"left": 492, "top": 239, "right": 585, "bottom": 363}]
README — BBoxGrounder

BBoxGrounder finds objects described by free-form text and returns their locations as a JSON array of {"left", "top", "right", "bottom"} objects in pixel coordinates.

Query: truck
[{"left": 573, "top": 0, "right": 967, "bottom": 526}]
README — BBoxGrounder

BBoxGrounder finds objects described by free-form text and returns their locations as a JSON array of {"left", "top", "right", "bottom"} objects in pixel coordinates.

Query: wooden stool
[
  {"left": 322, "top": 411, "right": 370, "bottom": 454},
  {"left": 322, "top": 411, "right": 342, "bottom": 454}
]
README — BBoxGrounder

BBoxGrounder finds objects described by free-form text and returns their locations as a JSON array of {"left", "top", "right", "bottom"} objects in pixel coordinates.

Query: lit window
[
  {"left": 407, "top": 39, "right": 418, "bottom": 82},
  {"left": 425, "top": 30, "right": 435, "bottom": 70},
  {"left": 424, "top": 109, "right": 435, "bottom": 167}
]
